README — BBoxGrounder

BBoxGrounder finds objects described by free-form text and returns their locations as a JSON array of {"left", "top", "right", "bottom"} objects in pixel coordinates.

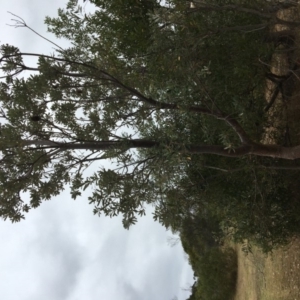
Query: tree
[{"left": 0, "top": 0, "right": 300, "bottom": 228}]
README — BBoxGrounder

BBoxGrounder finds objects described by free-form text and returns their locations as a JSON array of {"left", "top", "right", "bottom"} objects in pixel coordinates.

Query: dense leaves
[{"left": 0, "top": 0, "right": 300, "bottom": 257}]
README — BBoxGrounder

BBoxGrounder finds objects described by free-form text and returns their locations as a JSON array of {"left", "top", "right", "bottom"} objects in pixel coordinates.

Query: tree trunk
[{"left": 19, "top": 139, "right": 300, "bottom": 160}]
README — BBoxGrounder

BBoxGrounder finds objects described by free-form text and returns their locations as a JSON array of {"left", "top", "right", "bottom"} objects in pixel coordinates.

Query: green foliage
[
  {"left": 90, "top": 0, "right": 159, "bottom": 56},
  {"left": 179, "top": 214, "right": 237, "bottom": 300},
  {"left": 1, "top": 0, "right": 299, "bottom": 257},
  {"left": 181, "top": 153, "right": 300, "bottom": 252},
  {"left": 195, "top": 248, "right": 237, "bottom": 300}
]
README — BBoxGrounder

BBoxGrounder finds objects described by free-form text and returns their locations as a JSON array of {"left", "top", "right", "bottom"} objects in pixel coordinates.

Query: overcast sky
[{"left": 0, "top": 1, "right": 194, "bottom": 300}]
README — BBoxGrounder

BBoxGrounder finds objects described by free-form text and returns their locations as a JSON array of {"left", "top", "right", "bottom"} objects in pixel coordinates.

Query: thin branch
[{"left": 7, "top": 12, "right": 64, "bottom": 50}]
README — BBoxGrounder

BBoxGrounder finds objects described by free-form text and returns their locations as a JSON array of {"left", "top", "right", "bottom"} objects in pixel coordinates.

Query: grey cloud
[
  {"left": 29, "top": 219, "right": 85, "bottom": 300},
  {"left": 119, "top": 281, "right": 141, "bottom": 300}
]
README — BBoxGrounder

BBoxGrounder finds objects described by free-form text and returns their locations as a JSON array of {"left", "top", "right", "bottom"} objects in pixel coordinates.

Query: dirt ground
[
  {"left": 234, "top": 3, "right": 300, "bottom": 300},
  {"left": 234, "top": 239, "right": 300, "bottom": 300}
]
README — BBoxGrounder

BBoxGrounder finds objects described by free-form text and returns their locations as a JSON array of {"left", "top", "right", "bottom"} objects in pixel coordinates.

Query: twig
[{"left": 7, "top": 12, "right": 64, "bottom": 50}]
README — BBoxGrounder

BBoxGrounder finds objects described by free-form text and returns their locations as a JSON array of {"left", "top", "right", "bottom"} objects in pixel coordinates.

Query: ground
[{"left": 234, "top": 239, "right": 300, "bottom": 300}]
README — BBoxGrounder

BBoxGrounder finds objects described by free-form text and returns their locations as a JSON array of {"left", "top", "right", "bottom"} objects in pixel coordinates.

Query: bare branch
[{"left": 7, "top": 12, "right": 64, "bottom": 50}]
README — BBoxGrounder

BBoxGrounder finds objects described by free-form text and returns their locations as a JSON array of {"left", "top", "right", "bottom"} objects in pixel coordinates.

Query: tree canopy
[{"left": 1, "top": 0, "right": 300, "bottom": 249}]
